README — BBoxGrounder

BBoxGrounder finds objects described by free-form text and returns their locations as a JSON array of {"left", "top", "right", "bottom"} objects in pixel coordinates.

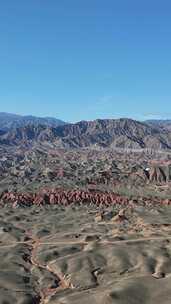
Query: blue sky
[{"left": 0, "top": 0, "right": 171, "bottom": 122}]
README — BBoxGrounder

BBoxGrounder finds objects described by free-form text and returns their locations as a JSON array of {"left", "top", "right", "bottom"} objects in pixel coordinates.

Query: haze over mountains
[
  {"left": 146, "top": 119, "right": 171, "bottom": 131},
  {"left": 0, "top": 112, "right": 171, "bottom": 150},
  {"left": 0, "top": 112, "right": 66, "bottom": 130}
]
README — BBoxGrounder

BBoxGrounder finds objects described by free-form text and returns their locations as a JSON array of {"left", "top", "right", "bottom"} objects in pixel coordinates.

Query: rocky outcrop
[
  {"left": 0, "top": 188, "right": 171, "bottom": 208},
  {"left": 0, "top": 189, "right": 128, "bottom": 207},
  {"left": 146, "top": 162, "right": 171, "bottom": 183}
]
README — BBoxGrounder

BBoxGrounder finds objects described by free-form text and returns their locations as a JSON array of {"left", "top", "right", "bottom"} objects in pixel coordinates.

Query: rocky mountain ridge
[
  {"left": 0, "top": 118, "right": 171, "bottom": 150},
  {"left": 146, "top": 119, "right": 171, "bottom": 131}
]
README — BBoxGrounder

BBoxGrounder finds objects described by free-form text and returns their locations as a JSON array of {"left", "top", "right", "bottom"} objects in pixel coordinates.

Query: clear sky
[{"left": 0, "top": 0, "right": 171, "bottom": 122}]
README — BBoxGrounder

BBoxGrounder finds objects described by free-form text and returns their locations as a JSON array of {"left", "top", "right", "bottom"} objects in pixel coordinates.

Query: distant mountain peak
[{"left": 0, "top": 112, "right": 66, "bottom": 130}]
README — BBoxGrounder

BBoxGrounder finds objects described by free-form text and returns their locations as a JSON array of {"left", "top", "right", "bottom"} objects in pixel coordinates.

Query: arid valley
[
  {"left": 0, "top": 115, "right": 171, "bottom": 303},
  {"left": 1, "top": 1, "right": 171, "bottom": 302}
]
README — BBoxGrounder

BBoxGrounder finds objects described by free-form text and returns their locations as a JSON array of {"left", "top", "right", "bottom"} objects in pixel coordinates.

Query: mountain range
[
  {"left": 0, "top": 113, "right": 171, "bottom": 150},
  {"left": 0, "top": 112, "right": 66, "bottom": 130},
  {"left": 146, "top": 119, "right": 171, "bottom": 131}
]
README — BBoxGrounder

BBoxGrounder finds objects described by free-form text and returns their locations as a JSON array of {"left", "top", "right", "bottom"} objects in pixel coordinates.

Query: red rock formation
[{"left": 0, "top": 188, "right": 171, "bottom": 208}]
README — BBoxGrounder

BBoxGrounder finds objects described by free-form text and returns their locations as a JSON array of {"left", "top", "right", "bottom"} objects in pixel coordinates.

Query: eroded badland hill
[{"left": 1, "top": 117, "right": 171, "bottom": 303}]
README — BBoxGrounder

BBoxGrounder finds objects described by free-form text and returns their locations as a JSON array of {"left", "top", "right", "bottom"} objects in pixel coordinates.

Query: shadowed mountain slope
[{"left": 0, "top": 118, "right": 171, "bottom": 150}]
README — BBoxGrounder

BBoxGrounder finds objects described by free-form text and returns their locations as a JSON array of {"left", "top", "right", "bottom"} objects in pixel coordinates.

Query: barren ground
[{"left": 1, "top": 204, "right": 171, "bottom": 304}]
